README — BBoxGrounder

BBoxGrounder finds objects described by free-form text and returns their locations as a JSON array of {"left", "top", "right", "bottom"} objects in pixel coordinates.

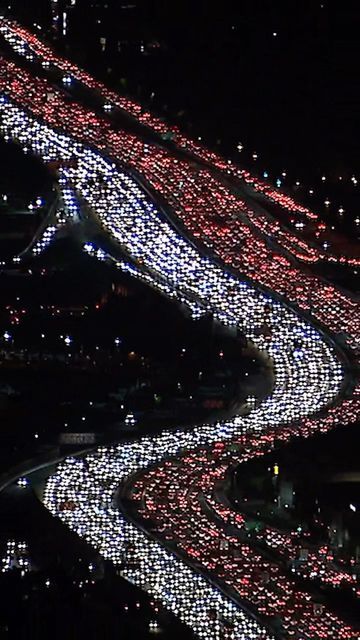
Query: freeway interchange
[{"left": 0, "top": 16, "right": 359, "bottom": 640}]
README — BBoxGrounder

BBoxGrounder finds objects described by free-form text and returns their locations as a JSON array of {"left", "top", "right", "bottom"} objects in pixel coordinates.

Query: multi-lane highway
[
  {"left": 0, "top": 17, "right": 359, "bottom": 639},
  {"left": 2, "top": 16, "right": 360, "bottom": 272}
]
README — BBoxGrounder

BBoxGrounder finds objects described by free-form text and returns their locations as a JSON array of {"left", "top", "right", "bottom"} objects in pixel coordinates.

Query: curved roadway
[{"left": 0, "top": 26, "right": 359, "bottom": 640}]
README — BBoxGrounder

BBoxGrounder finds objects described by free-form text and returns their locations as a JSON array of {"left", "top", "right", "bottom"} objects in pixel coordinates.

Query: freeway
[
  {"left": 1, "top": 15, "right": 360, "bottom": 272},
  {"left": 0, "top": 26, "right": 359, "bottom": 640},
  {"left": 0, "top": 56, "right": 359, "bottom": 353}
]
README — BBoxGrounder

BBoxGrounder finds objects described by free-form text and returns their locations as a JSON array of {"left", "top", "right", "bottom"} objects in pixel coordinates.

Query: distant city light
[{"left": 62, "top": 12, "right": 67, "bottom": 37}]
